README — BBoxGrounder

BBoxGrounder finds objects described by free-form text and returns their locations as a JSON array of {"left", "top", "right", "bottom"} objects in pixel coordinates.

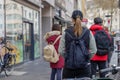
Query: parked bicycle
[
  {"left": 0, "top": 45, "right": 16, "bottom": 76},
  {"left": 92, "top": 65, "right": 120, "bottom": 80},
  {"left": 70, "top": 65, "right": 120, "bottom": 80}
]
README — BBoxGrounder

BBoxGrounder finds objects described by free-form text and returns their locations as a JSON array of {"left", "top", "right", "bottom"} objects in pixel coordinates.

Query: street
[
  {"left": 0, "top": 51, "right": 120, "bottom": 80},
  {"left": 0, "top": 57, "right": 51, "bottom": 80}
]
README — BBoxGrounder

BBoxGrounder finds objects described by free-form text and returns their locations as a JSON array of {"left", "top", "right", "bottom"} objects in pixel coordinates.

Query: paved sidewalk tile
[{"left": 0, "top": 57, "right": 51, "bottom": 80}]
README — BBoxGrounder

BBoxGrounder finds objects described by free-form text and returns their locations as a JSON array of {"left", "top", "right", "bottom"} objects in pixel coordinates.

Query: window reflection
[
  {"left": 0, "top": 0, "right": 4, "bottom": 38},
  {"left": 6, "top": 14, "right": 22, "bottom": 20},
  {"left": 4, "top": 0, "right": 40, "bottom": 62}
]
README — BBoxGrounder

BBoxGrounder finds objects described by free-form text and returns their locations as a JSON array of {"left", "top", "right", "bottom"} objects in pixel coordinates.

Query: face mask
[{"left": 81, "top": 22, "right": 87, "bottom": 26}]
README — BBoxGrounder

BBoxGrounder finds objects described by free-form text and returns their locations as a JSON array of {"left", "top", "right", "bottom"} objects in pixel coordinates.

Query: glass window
[
  {"left": 6, "top": 14, "right": 22, "bottom": 20},
  {"left": 6, "top": 0, "right": 23, "bottom": 63},
  {"left": 0, "top": 4, "right": 2, "bottom": 9},
  {"left": 23, "top": 6, "right": 40, "bottom": 58},
  {"left": 5, "top": 0, "right": 40, "bottom": 63},
  {"left": 33, "top": 11, "right": 40, "bottom": 58},
  {"left": 0, "top": 0, "right": 4, "bottom": 38},
  {"left": 23, "top": 6, "right": 33, "bottom": 20}
]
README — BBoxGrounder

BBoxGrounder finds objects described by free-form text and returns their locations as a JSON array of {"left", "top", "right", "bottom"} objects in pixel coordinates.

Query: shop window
[
  {"left": 5, "top": 0, "right": 23, "bottom": 63},
  {"left": 33, "top": 11, "right": 40, "bottom": 58},
  {"left": 35, "top": 12, "right": 38, "bottom": 18},
  {"left": 29, "top": 12, "right": 31, "bottom": 19},
  {"left": 0, "top": 24, "right": 2, "bottom": 28},
  {"left": 0, "top": 4, "right": 2, "bottom": 9},
  {"left": 23, "top": 10, "right": 27, "bottom": 17},
  {"left": 6, "top": 14, "right": 22, "bottom": 20}
]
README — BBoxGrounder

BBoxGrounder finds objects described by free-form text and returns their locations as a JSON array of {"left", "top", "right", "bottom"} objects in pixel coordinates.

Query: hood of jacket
[
  {"left": 44, "top": 31, "right": 61, "bottom": 40},
  {"left": 90, "top": 24, "right": 103, "bottom": 31}
]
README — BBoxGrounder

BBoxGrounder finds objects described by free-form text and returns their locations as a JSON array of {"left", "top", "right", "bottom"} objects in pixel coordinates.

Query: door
[{"left": 23, "top": 21, "right": 34, "bottom": 61}]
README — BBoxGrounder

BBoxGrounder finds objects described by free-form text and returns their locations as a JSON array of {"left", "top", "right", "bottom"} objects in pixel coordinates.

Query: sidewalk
[{"left": 1, "top": 57, "right": 51, "bottom": 80}]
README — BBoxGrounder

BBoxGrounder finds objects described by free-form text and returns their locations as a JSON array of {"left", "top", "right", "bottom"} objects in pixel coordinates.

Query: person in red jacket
[
  {"left": 90, "top": 17, "right": 111, "bottom": 78},
  {"left": 44, "top": 24, "right": 64, "bottom": 80}
]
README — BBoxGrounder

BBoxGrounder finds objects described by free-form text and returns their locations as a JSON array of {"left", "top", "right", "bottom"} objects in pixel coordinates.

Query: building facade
[
  {"left": 0, "top": 0, "right": 85, "bottom": 64},
  {"left": 41, "top": 0, "right": 74, "bottom": 49},
  {"left": 0, "top": 0, "right": 42, "bottom": 63}
]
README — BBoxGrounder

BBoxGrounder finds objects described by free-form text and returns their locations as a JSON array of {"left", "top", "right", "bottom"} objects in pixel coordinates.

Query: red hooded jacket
[
  {"left": 90, "top": 24, "right": 108, "bottom": 61},
  {"left": 45, "top": 32, "right": 64, "bottom": 68}
]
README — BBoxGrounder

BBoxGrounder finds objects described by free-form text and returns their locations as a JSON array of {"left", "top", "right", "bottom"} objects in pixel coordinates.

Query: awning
[{"left": 54, "top": 16, "right": 67, "bottom": 23}]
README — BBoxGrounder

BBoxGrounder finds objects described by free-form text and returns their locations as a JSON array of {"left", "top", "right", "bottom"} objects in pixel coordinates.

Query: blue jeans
[{"left": 50, "top": 68, "right": 62, "bottom": 80}]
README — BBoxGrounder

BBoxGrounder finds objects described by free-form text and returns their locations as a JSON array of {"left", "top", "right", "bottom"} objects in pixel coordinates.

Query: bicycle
[
  {"left": 0, "top": 46, "right": 16, "bottom": 76},
  {"left": 75, "top": 65, "right": 120, "bottom": 80},
  {"left": 92, "top": 64, "right": 120, "bottom": 80}
]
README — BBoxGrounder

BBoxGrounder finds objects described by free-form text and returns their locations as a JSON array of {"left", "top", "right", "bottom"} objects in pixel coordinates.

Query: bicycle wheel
[
  {"left": 0, "top": 56, "right": 5, "bottom": 74},
  {"left": 4, "top": 54, "right": 16, "bottom": 76}
]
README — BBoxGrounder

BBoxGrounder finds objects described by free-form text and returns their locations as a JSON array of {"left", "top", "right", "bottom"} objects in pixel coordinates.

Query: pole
[
  {"left": 4, "top": 0, "right": 6, "bottom": 53},
  {"left": 118, "top": 0, "right": 120, "bottom": 66},
  {"left": 110, "top": 0, "right": 113, "bottom": 32},
  {"left": 4, "top": 0, "right": 6, "bottom": 40},
  {"left": 119, "top": 9, "right": 120, "bottom": 32}
]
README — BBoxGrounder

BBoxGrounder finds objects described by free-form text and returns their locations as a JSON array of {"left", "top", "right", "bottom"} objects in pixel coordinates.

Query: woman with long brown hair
[{"left": 58, "top": 10, "right": 97, "bottom": 79}]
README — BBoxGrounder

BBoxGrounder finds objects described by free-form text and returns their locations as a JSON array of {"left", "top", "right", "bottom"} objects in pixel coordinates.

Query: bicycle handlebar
[
  {"left": 100, "top": 65, "right": 120, "bottom": 74},
  {"left": 3, "top": 46, "right": 13, "bottom": 51},
  {"left": 100, "top": 67, "right": 113, "bottom": 73}
]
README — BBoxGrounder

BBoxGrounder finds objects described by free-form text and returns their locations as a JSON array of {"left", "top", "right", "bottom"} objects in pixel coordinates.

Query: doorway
[{"left": 23, "top": 21, "right": 34, "bottom": 61}]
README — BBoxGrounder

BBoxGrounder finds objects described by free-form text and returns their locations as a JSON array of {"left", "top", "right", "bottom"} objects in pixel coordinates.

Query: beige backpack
[{"left": 43, "top": 35, "right": 61, "bottom": 63}]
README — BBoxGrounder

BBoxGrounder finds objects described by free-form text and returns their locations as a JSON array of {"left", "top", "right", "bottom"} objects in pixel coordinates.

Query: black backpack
[
  {"left": 94, "top": 30, "right": 111, "bottom": 56},
  {"left": 65, "top": 29, "right": 90, "bottom": 69}
]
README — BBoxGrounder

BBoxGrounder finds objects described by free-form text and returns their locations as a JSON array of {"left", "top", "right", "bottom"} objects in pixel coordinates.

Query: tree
[{"left": 93, "top": 0, "right": 118, "bottom": 32}]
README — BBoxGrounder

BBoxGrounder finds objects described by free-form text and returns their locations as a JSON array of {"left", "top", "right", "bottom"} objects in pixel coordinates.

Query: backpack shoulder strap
[
  {"left": 65, "top": 31, "right": 74, "bottom": 39},
  {"left": 79, "top": 28, "right": 88, "bottom": 39},
  {"left": 53, "top": 35, "right": 61, "bottom": 45},
  {"left": 65, "top": 28, "right": 88, "bottom": 39}
]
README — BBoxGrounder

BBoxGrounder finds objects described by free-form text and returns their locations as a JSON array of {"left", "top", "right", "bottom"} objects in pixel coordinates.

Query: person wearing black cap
[{"left": 58, "top": 10, "right": 97, "bottom": 79}]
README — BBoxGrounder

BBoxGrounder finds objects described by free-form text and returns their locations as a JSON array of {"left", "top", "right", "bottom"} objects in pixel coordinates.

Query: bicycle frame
[{"left": 0, "top": 46, "right": 16, "bottom": 76}]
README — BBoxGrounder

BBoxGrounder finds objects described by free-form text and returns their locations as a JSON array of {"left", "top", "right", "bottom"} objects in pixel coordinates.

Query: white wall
[
  {"left": 45, "top": 0, "right": 55, "bottom": 7},
  {"left": 66, "top": 0, "right": 74, "bottom": 15},
  {"left": 78, "top": 0, "right": 82, "bottom": 10},
  {"left": 65, "top": 0, "right": 74, "bottom": 21}
]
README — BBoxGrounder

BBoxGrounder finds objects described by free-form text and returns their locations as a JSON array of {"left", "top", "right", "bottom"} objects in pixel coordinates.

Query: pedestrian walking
[
  {"left": 44, "top": 24, "right": 64, "bottom": 80},
  {"left": 90, "top": 17, "right": 112, "bottom": 78},
  {"left": 58, "top": 10, "right": 97, "bottom": 80}
]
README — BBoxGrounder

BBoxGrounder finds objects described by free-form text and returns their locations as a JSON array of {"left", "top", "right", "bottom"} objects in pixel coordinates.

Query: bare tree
[{"left": 93, "top": 0, "right": 118, "bottom": 32}]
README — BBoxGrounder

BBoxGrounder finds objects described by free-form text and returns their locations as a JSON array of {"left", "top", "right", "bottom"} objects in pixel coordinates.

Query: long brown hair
[
  {"left": 72, "top": 10, "right": 83, "bottom": 37},
  {"left": 74, "top": 16, "right": 83, "bottom": 37}
]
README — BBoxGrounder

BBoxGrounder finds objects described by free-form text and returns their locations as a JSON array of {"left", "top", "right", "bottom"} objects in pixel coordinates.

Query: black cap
[
  {"left": 72, "top": 10, "right": 83, "bottom": 20},
  {"left": 94, "top": 17, "right": 103, "bottom": 24}
]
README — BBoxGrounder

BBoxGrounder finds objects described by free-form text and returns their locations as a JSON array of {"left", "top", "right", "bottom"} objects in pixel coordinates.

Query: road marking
[{"left": 11, "top": 71, "right": 27, "bottom": 76}]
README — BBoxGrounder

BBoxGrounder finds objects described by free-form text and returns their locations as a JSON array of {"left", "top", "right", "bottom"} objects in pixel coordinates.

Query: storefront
[
  {"left": 0, "top": 0, "right": 41, "bottom": 63},
  {"left": 53, "top": 8, "right": 67, "bottom": 32}
]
